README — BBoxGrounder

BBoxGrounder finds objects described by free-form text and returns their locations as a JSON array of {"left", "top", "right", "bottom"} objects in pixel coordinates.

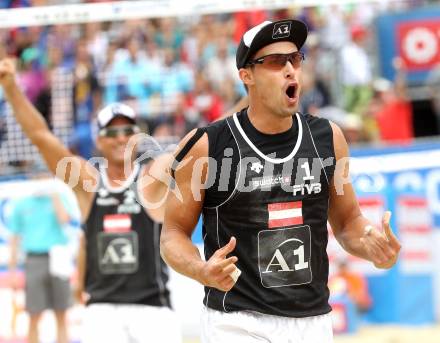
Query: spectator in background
[
  {"left": 318, "top": 106, "right": 366, "bottom": 144},
  {"left": 73, "top": 39, "right": 101, "bottom": 124},
  {"left": 340, "top": 24, "right": 372, "bottom": 115},
  {"left": 185, "top": 72, "right": 223, "bottom": 125},
  {"left": 204, "top": 36, "right": 240, "bottom": 90},
  {"left": 218, "top": 77, "right": 242, "bottom": 115},
  {"left": 340, "top": 113, "right": 364, "bottom": 145},
  {"left": 84, "top": 21, "right": 109, "bottom": 71},
  {"left": 0, "top": 94, "right": 5, "bottom": 148},
  {"left": 372, "top": 58, "right": 413, "bottom": 142},
  {"left": 232, "top": 10, "right": 268, "bottom": 43},
  {"left": 70, "top": 39, "right": 101, "bottom": 159},
  {"left": 18, "top": 47, "right": 52, "bottom": 128},
  {"left": 333, "top": 260, "right": 372, "bottom": 314},
  {"left": 106, "top": 36, "right": 161, "bottom": 117},
  {"left": 154, "top": 17, "right": 184, "bottom": 52},
  {"left": 318, "top": 5, "right": 349, "bottom": 51},
  {"left": 47, "top": 24, "right": 77, "bottom": 69},
  {"left": 100, "top": 39, "right": 119, "bottom": 102},
  {"left": 181, "top": 21, "right": 207, "bottom": 68},
  {"left": 300, "top": 68, "right": 330, "bottom": 115},
  {"left": 7, "top": 189, "right": 77, "bottom": 343},
  {"left": 426, "top": 61, "right": 440, "bottom": 133},
  {"left": 18, "top": 47, "right": 47, "bottom": 104},
  {"left": 301, "top": 33, "right": 332, "bottom": 109},
  {"left": 158, "top": 47, "right": 193, "bottom": 115}
]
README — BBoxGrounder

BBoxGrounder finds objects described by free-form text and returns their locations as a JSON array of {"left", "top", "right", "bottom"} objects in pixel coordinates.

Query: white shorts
[
  {"left": 200, "top": 307, "right": 333, "bottom": 343},
  {"left": 81, "top": 303, "right": 182, "bottom": 343}
]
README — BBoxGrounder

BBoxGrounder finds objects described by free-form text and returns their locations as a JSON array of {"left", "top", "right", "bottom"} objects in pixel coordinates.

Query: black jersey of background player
[
  {"left": 83, "top": 162, "right": 170, "bottom": 307},
  {"left": 202, "top": 108, "right": 335, "bottom": 317}
]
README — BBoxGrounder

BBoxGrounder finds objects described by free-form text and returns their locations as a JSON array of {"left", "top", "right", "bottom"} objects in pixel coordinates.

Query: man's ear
[{"left": 239, "top": 68, "right": 254, "bottom": 88}]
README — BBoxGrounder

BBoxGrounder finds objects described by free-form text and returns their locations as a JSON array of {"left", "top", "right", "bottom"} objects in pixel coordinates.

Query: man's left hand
[{"left": 361, "top": 211, "right": 402, "bottom": 269}]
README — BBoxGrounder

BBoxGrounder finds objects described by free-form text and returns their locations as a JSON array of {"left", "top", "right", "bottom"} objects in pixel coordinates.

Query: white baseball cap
[{"left": 97, "top": 102, "right": 136, "bottom": 129}]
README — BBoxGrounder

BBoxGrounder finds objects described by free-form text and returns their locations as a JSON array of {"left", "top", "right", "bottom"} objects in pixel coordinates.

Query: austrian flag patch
[
  {"left": 103, "top": 214, "right": 132, "bottom": 233},
  {"left": 268, "top": 201, "right": 303, "bottom": 228}
]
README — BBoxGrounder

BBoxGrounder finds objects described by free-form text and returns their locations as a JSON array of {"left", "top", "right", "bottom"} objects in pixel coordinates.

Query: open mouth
[{"left": 286, "top": 84, "right": 297, "bottom": 99}]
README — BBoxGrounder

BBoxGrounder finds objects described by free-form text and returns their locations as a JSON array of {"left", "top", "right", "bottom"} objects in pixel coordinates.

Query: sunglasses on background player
[
  {"left": 246, "top": 51, "right": 305, "bottom": 69},
  {"left": 99, "top": 125, "right": 140, "bottom": 138}
]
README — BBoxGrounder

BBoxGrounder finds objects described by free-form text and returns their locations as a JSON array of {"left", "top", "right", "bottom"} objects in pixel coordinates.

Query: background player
[{"left": 0, "top": 58, "right": 181, "bottom": 343}]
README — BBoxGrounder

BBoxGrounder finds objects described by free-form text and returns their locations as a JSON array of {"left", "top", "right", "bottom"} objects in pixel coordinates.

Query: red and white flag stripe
[
  {"left": 268, "top": 201, "right": 303, "bottom": 228},
  {"left": 103, "top": 214, "right": 132, "bottom": 232}
]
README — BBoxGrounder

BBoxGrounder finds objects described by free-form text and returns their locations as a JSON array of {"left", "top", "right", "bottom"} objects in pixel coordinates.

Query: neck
[
  {"left": 106, "top": 161, "right": 135, "bottom": 186},
  {"left": 247, "top": 103, "right": 293, "bottom": 134}
]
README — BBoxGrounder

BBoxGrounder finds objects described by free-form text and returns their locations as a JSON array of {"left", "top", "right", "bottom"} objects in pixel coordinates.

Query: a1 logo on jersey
[
  {"left": 97, "top": 231, "right": 139, "bottom": 274},
  {"left": 258, "top": 226, "right": 312, "bottom": 287}
]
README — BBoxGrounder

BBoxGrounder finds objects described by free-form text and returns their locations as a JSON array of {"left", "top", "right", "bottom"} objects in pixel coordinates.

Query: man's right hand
[
  {"left": 197, "top": 237, "right": 238, "bottom": 292},
  {"left": 74, "top": 284, "right": 87, "bottom": 305},
  {"left": 0, "top": 58, "right": 17, "bottom": 90}
]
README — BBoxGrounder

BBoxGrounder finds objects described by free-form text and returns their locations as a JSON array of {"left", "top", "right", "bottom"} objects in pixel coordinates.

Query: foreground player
[
  {"left": 0, "top": 59, "right": 181, "bottom": 342},
  {"left": 161, "top": 19, "right": 401, "bottom": 342}
]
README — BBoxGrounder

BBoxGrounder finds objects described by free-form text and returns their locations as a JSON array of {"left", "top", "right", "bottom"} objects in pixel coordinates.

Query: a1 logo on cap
[{"left": 272, "top": 21, "right": 291, "bottom": 39}]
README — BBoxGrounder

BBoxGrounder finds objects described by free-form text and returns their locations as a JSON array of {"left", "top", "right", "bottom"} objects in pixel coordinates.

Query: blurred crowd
[{"left": 0, "top": 0, "right": 437, "bottom": 161}]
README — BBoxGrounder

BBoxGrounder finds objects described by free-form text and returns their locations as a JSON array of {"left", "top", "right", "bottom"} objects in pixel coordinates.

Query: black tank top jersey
[
  {"left": 202, "top": 108, "right": 335, "bottom": 318},
  {"left": 83, "top": 163, "right": 171, "bottom": 307}
]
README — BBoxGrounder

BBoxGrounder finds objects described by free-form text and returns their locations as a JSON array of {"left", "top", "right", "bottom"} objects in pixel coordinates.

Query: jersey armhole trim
[
  {"left": 204, "top": 115, "right": 242, "bottom": 209},
  {"left": 170, "top": 127, "right": 206, "bottom": 180}
]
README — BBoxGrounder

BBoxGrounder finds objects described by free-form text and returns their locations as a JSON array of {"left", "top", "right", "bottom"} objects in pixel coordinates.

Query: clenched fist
[
  {"left": 0, "top": 58, "right": 17, "bottom": 90},
  {"left": 361, "top": 211, "right": 401, "bottom": 269}
]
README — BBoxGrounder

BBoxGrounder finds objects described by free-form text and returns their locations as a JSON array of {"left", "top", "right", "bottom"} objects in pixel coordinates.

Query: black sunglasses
[
  {"left": 99, "top": 125, "right": 140, "bottom": 138},
  {"left": 246, "top": 51, "right": 305, "bottom": 69}
]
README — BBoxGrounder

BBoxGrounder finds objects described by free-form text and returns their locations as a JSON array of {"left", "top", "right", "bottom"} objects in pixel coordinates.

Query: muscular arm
[
  {"left": 161, "top": 131, "right": 208, "bottom": 280},
  {"left": 51, "top": 193, "right": 71, "bottom": 225},
  {"left": 161, "top": 131, "right": 238, "bottom": 291},
  {"left": 328, "top": 123, "right": 401, "bottom": 268},
  {"left": 74, "top": 233, "right": 87, "bottom": 303},
  {"left": 0, "top": 58, "right": 97, "bottom": 220},
  {"left": 138, "top": 153, "right": 175, "bottom": 223}
]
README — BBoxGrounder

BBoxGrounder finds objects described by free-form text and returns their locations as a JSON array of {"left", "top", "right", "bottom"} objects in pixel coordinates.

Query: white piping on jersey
[
  {"left": 216, "top": 208, "right": 220, "bottom": 248},
  {"left": 205, "top": 288, "right": 211, "bottom": 307},
  {"left": 304, "top": 120, "right": 329, "bottom": 184},
  {"left": 200, "top": 212, "right": 212, "bottom": 308},
  {"left": 222, "top": 291, "right": 229, "bottom": 313},
  {"left": 215, "top": 208, "right": 223, "bottom": 309},
  {"left": 232, "top": 112, "right": 303, "bottom": 164},
  {"left": 153, "top": 221, "right": 168, "bottom": 306},
  {"left": 100, "top": 162, "right": 140, "bottom": 193},
  {"left": 204, "top": 114, "right": 243, "bottom": 209}
]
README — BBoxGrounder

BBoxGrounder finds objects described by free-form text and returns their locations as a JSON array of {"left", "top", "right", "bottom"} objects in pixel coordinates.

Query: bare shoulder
[
  {"left": 175, "top": 128, "right": 209, "bottom": 163},
  {"left": 329, "top": 121, "right": 349, "bottom": 160}
]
